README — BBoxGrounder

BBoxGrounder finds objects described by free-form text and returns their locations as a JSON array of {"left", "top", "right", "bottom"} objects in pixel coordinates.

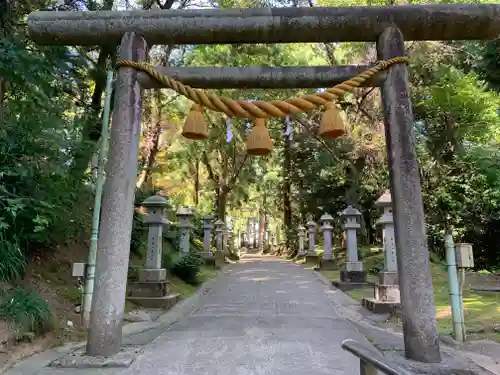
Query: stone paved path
[{"left": 121, "top": 252, "right": 367, "bottom": 375}]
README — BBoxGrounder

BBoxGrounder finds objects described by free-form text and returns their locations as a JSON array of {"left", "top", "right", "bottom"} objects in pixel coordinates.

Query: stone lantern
[
  {"left": 139, "top": 195, "right": 169, "bottom": 282},
  {"left": 127, "top": 195, "right": 180, "bottom": 308},
  {"left": 214, "top": 219, "right": 225, "bottom": 265},
  {"left": 340, "top": 205, "right": 366, "bottom": 283},
  {"left": 297, "top": 225, "right": 306, "bottom": 257},
  {"left": 319, "top": 213, "right": 336, "bottom": 270},
  {"left": 202, "top": 215, "right": 215, "bottom": 265},
  {"left": 176, "top": 207, "right": 195, "bottom": 255},
  {"left": 362, "top": 189, "right": 400, "bottom": 313},
  {"left": 305, "top": 219, "right": 318, "bottom": 263}
]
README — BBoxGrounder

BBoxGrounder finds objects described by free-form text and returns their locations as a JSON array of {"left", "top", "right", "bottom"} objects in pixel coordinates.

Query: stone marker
[
  {"left": 228, "top": 225, "right": 235, "bottom": 254},
  {"left": 362, "top": 190, "right": 400, "bottom": 313},
  {"left": 176, "top": 207, "right": 194, "bottom": 255},
  {"left": 127, "top": 194, "right": 180, "bottom": 309},
  {"left": 305, "top": 219, "right": 319, "bottom": 264},
  {"left": 333, "top": 206, "right": 368, "bottom": 290},
  {"left": 214, "top": 219, "right": 225, "bottom": 265},
  {"left": 297, "top": 225, "right": 306, "bottom": 257},
  {"left": 139, "top": 195, "right": 169, "bottom": 282},
  {"left": 223, "top": 224, "right": 230, "bottom": 255},
  {"left": 319, "top": 213, "right": 336, "bottom": 270},
  {"left": 202, "top": 215, "right": 215, "bottom": 266}
]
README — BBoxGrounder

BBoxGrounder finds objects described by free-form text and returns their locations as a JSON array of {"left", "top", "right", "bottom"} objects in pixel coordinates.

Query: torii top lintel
[{"left": 28, "top": 4, "right": 500, "bottom": 46}]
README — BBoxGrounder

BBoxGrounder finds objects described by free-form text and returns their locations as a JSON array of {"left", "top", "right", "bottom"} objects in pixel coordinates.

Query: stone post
[
  {"left": 139, "top": 195, "right": 169, "bottom": 281},
  {"left": 176, "top": 207, "right": 194, "bottom": 255},
  {"left": 87, "top": 32, "right": 147, "bottom": 357},
  {"left": 362, "top": 190, "right": 400, "bottom": 313},
  {"left": 126, "top": 195, "right": 180, "bottom": 320},
  {"left": 228, "top": 225, "right": 234, "bottom": 253},
  {"left": 235, "top": 230, "right": 241, "bottom": 249},
  {"left": 378, "top": 27, "right": 440, "bottom": 362},
  {"left": 202, "top": 215, "right": 215, "bottom": 265},
  {"left": 222, "top": 224, "right": 230, "bottom": 255},
  {"left": 305, "top": 219, "right": 318, "bottom": 264},
  {"left": 214, "top": 219, "right": 225, "bottom": 265},
  {"left": 319, "top": 213, "right": 336, "bottom": 270},
  {"left": 339, "top": 206, "right": 366, "bottom": 285},
  {"left": 297, "top": 225, "right": 306, "bottom": 257}
]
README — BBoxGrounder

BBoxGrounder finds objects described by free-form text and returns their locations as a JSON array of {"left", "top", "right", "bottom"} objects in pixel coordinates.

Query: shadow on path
[{"left": 122, "top": 252, "right": 367, "bottom": 375}]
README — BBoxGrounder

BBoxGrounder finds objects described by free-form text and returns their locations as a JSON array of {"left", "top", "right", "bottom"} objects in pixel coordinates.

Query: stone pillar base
[
  {"left": 362, "top": 271, "right": 400, "bottom": 314},
  {"left": 374, "top": 284, "right": 400, "bottom": 302},
  {"left": 215, "top": 251, "right": 226, "bottom": 266},
  {"left": 340, "top": 270, "right": 367, "bottom": 283},
  {"left": 204, "top": 257, "right": 216, "bottom": 267},
  {"left": 379, "top": 271, "right": 398, "bottom": 285},
  {"left": 362, "top": 297, "right": 400, "bottom": 314},
  {"left": 127, "top": 280, "right": 180, "bottom": 309},
  {"left": 138, "top": 268, "right": 166, "bottom": 282},
  {"left": 319, "top": 258, "right": 337, "bottom": 270},
  {"left": 203, "top": 252, "right": 215, "bottom": 266},
  {"left": 305, "top": 254, "right": 319, "bottom": 264},
  {"left": 346, "top": 261, "right": 363, "bottom": 272}
]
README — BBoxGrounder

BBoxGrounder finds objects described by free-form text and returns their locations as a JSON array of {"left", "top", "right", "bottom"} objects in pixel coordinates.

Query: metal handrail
[{"left": 341, "top": 339, "right": 407, "bottom": 375}]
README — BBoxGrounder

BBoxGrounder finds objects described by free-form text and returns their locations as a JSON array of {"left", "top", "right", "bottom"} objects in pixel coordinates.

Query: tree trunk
[
  {"left": 283, "top": 120, "right": 293, "bottom": 251},
  {"left": 69, "top": 42, "right": 114, "bottom": 181},
  {"left": 258, "top": 207, "right": 266, "bottom": 250},
  {"left": 194, "top": 158, "right": 200, "bottom": 206},
  {"left": 136, "top": 121, "right": 163, "bottom": 189},
  {"left": 216, "top": 186, "right": 229, "bottom": 222}
]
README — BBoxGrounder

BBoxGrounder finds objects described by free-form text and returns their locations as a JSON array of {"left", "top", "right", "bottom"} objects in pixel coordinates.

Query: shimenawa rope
[{"left": 115, "top": 57, "right": 409, "bottom": 119}]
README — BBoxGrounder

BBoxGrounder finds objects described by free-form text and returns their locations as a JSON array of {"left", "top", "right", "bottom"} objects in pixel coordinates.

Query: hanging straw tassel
[
  {"left": 182, "top": 104, "right": 209, "bottom": 140},
  {"left": 246, "top": 118, "right": 273, "bottom": 156},
  {"left": 318, "top": 102, "right": 346, "bottom": 139}
]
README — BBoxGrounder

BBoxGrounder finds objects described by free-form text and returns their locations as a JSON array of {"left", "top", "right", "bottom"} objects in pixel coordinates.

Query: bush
[
  {"left": 130, "top": 211, "right": 147, "bottom": 256},
  {"left": 191, "top": 237, "right": 204, "bottom": 252},
  {"left": 172, "top": 251, "right": 203, "bottom": 285},
  {"left": 0, "top": 287, "right": 53, "bottom": 335},
  {"left": 0, "top": 231, "right": 26, "bottom": 282}
]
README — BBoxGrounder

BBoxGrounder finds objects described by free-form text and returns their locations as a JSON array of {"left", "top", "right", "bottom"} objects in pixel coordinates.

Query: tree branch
[
  {"left": 293, "top": 116, "right": 357, "bottom": 175},
  {"left": 228, "top": 154, "right": 249, "bottom": 189},
  {"left": 202, "top": 151, "right": 218, "bottom": 184}
]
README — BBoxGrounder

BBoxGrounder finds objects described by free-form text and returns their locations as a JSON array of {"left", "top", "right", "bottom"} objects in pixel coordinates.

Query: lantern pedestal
[
  {"left": 362, "top": 271, "right": 400, "bottom": 314},
  {"left": 319, "top": 259, "right": 337, "bottom": 270},
  {"left": 332, "top": 263, "right": 369, "bottom": 291},
  {"left": 204, "top": 257, "right": 216, "bottom": 267},
  {"left": 305, "top": 254, "right": 319, "bottom": 264}
]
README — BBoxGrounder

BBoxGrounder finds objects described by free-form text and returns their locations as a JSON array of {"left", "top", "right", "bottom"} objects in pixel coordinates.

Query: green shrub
[
  {"left": 172, "top": 251, "right": 203, "bottom": 285},
  {"left": 0, "top": 231, "right": 26, "bottom": 282},
  {"left": 162, "top": 246, "right": 182, "bottom": 272},
  {"left": 0, "top": 287, "right": 53, "bottom": 334},
  {"left": 191, "top": 237, "right": 204, "bottom": 252},
  {"left": 130, "top": 211, "right": 147, "bottom": 256}
]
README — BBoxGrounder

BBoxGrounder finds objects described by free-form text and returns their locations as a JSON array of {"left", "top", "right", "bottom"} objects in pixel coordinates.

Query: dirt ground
[{"left": 0, "top": 241, "right": 90, "bottom": 372}]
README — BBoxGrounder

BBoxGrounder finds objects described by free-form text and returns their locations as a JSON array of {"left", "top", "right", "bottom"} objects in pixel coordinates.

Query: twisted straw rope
[{"left": 116, "top": 57, "right": 409, "bottom": 119}]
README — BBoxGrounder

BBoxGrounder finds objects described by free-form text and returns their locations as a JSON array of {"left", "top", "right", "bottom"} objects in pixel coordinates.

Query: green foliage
[
  {"left": 0, "top": 287, "right": 53, "bottom": 335},
  {"left": 191, "top": 237, "right": 204, "bottom": 252},
  {"left": 172, "top": 251, "right": 203, "bottom": 285},
  {"left": 0, "top": 231, "right": 26, "bottom": 282},
  {"left": 0, "top": 36, "right": 92, "bottom": 253}
]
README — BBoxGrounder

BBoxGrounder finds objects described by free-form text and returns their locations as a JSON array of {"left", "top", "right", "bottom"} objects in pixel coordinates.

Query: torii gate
[{"left": 27, "top": 5, "right": 500, "bottom": 364}]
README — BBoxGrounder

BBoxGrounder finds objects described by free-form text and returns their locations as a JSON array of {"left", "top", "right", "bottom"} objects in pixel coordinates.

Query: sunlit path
[{"left": 121, "top": 251, "right": 367, "bottom": 375}]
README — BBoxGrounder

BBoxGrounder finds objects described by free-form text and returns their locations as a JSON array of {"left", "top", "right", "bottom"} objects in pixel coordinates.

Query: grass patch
[
  {"left": 0, "top": 287, "right": 53, "bottom": 335},
  {"left": 169, "top": 265, "right": 218, "bottom": 299},
  {"left": 321, "top": 248, "right": 500, "bottom": 342}
]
